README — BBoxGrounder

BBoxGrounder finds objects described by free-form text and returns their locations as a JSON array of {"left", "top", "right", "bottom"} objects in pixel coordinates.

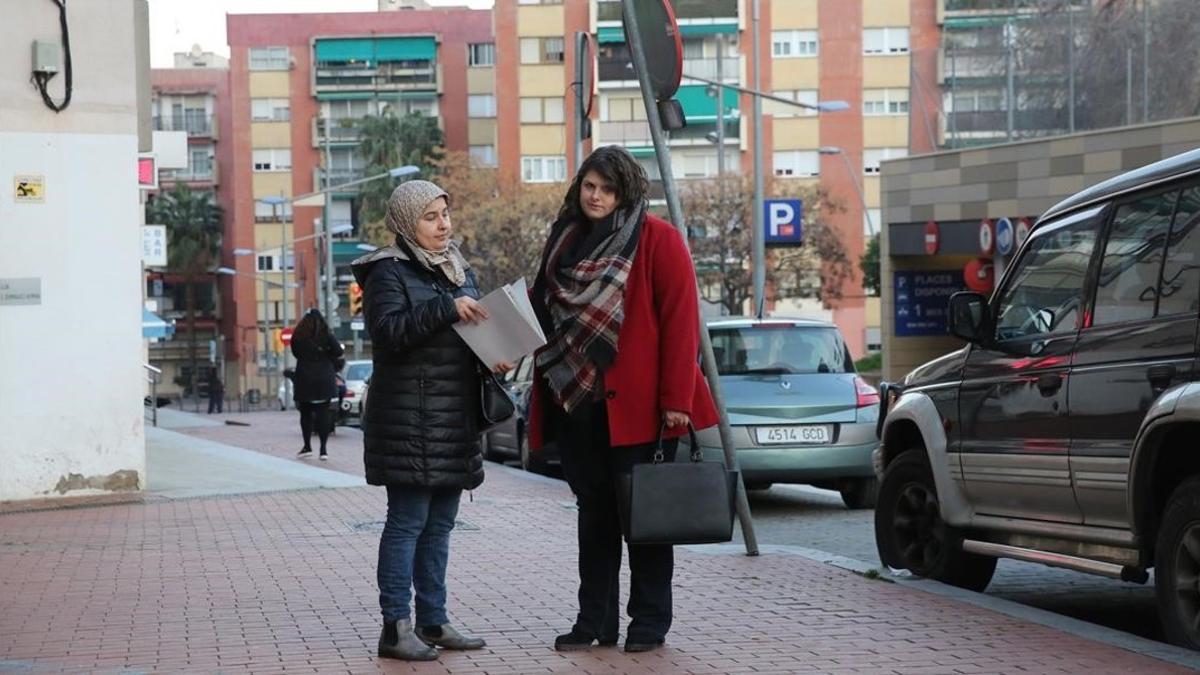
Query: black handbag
[
  {"left": 479, "top": 369, "right": 516, "bottom": 431},
  {"left": 617, "top": 425, "right": 739, "bottom": 546}
]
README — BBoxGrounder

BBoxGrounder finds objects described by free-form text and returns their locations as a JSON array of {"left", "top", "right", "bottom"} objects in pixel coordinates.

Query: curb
[{"left": 683, "top": 541, "right": 1200, "bottom": 672}]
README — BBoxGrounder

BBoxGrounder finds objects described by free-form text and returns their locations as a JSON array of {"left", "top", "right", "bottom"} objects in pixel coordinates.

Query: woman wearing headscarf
[
  {"left": 528, "top": 146, "right": 719, "bottom": 653},
  {"left": 290, "top": 309, "right": 343, "bottom": 459},
  {"left": 351, "top": 180, "right": 501, "bottom": 661}
]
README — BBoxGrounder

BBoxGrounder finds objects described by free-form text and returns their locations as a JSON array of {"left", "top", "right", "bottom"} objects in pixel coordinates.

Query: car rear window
[
  {"left": 345, "top": 363, "right": 372, "bottom": 381},
  {"left": 709, "top": 325, "right": 853, "bottom": 375}
]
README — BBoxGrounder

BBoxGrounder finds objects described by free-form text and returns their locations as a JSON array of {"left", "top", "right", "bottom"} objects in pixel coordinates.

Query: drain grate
[{"left": 348, "top": 518, "right": 480, "bottom": 533}]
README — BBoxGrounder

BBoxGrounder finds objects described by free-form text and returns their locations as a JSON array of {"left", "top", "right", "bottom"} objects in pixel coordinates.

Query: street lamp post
[
  {"left": 216, "top": 267, "right": 301, "bottom": 409},
  {"left": 819, "top": 146, "right": 875, "bottom": 236},
  {"left": 259, "top": 195, "right": 290, "bottom": 399}
]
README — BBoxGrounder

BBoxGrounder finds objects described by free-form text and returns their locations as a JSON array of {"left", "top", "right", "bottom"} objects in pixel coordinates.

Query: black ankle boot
[{"left": 554, "top": 627, "right": 617, "bottom": 652}]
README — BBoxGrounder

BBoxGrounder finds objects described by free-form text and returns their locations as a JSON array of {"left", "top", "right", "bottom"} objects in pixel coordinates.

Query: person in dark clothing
[
  {"left": 290, "top": 309, "right": 344, "bottom": 460},
  {"left": 351, "top": 180, "right": 508, "bottom": 662},
  {"left": 528, "top": 146, "right": 718, "bottom": 654},
  {"left": 206, "top": 369, "right": 224, "bottom": 414}
]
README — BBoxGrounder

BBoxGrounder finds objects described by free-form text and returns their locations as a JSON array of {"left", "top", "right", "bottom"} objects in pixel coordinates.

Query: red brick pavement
[{"left": 0, "top": 414, "right": 1191, "bottom": 674}]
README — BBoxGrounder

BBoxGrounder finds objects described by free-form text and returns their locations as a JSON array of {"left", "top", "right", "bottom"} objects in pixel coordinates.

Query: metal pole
[
  {"left": 278, "top": 199, "right": 289, "bottom": 410},
  {"left": 621, "top": 0, "right": 759, "bottom": 556},
  {"left": 715, "top": 33, "right": 725, "bottom": 179},
  {"left": 1068, "top": 5, "right": 1076, "bottom": 133},
  {"left": 574, "top": 31, "right": 587, "bottom": 174},
  {"left": 1126, "top": 47, "right": 1134, "bottom": 126},
  {"left": 949, "top": 46, "right": 958, "bottom": 146},
  {"left": 1142, "top": 0, "right": 1149, "bottom": 123},
  {"left": 323, "top": 117, "right": 334, "bottom": 323},
  {"left": 751, "top": 0, "right": 765, "bottom": 314},
  {"left": 1005, "top": 20, "right": 1015, "bottom": 142},
  {"left": 841, "top": 152, "right": 874, "bottom": 237},
  {"left": 262, "top": 268, "right": 271, "bottom": 409}
]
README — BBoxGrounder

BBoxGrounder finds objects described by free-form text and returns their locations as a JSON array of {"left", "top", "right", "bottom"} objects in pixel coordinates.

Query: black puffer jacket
[{"left": 351, "top": 245, "right": 484, "bottom": 489}]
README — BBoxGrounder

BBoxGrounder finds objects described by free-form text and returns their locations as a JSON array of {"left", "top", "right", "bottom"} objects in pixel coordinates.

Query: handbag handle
[{"left": 654, "top": 423, "right": 702, "bottom": 464}]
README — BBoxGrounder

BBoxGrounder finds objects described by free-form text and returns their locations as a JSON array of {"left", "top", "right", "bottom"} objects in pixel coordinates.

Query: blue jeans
[{"left": 378, "top": 486, "right": 461, "bottom": 625}]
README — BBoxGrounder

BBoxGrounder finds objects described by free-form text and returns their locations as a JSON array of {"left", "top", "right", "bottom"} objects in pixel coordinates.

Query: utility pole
[
  {"left": 278, "top": 196, "right": 289, "bottom": 407},
  {"left": 1005, "top": 19, "right": 1015, "bottom": 142},
  {"left": 262, "top": 269, "right": 272, "bottom": 409},
  {"left": 322, "top": 117, "right": 335, "bottom": 324},
  {"left": 751, "top": 0, "right": 765, "bottom": 315},
  {"left": 1142, "top": 0, "right": 1150, "bottom": 123},
  {"left": 715, "top": 32, "right": 725, "bottom": 180},
  {"left": 574, "top": 31, "right": 588, "bottom": 174},
  {"left": 1068, "top": 4, "right": 1075, "bottom": 133},
  {"left": 1126, "top": 47, "right": 1134, "bottom": 125}
]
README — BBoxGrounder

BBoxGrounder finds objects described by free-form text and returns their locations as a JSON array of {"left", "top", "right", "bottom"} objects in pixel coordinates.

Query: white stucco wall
[{"left": 0, "top": 0, "right": 145, "bottom": 501}]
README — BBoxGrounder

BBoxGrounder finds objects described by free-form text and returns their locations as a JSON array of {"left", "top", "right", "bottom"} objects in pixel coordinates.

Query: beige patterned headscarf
[{"left": 384, "top": 180, "right": 469, "bottom": 287}]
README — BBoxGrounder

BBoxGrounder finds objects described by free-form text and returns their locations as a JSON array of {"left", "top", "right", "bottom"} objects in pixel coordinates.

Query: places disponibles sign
[{"left": 893, "top": 270, "right": 963, "bottom": 337}]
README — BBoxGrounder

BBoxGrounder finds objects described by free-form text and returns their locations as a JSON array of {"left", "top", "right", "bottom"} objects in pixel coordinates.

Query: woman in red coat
[{"left": 529, "top": 145, "right": 718, "bottom": 653}]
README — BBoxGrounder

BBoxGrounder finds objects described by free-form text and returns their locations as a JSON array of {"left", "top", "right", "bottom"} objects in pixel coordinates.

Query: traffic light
[{"left": 349, "top": 281, "right": 363, "bottom": 316}]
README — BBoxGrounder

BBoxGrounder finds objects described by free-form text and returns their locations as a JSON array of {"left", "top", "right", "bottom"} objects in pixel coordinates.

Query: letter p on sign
[{"left": 764, "top": 198, "right": 803, "bottom": 246}]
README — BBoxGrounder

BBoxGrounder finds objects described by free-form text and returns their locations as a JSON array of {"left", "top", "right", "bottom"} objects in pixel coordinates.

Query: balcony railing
[
  {"left": 153, "top": 113, "right": 215, "bottom": 137},
  {"left": 598, "top": 0, "right": 737, "bottom": 22},
  {"left": 160, "top": 162, "right": 217, "bottom": 184},
  {"left": 946, "top": 109, "right": 1066, "bottom": 134},
  {"left": 597, "top": 118, "right": 739, "bottom": 147},
  {"left": 314, "top": 61, "right": 437, "bottom": 93},
  {"left": 598, "top": 121, "right": 654, "bottom": 146},
  {"left": 682, "top": 56, "right": 742, "bottom": 82},
  {"left": 314, "top": 166, "right": 367, "bottom": 191},
  {"left": 313, "top": 118, "right": 364, "bottom": 146}
]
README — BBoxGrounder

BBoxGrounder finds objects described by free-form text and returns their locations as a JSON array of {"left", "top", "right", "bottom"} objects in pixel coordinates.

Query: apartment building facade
[
  {"left": 493, "top": 0, "right": 938, "bottom": 357},
  {"left": 147, "top": 66, "right": 234, "bottom": 396},
  {"left": 225, "top": 9, "right": 493, "bottom": 397}
]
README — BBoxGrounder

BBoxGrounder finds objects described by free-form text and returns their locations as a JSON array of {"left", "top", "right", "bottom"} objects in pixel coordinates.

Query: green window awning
[
  {"left": 315, "top": 36, "right": 436, "bottom": 65},
  {"left": 597, "top": 26, "right": 624, "bottom": 44},
  {"left": 673, "top": 83, "right": 737, "bottom": 119},
  {"left": 596, "top": 22, "right": 736, "bottom": 44}
]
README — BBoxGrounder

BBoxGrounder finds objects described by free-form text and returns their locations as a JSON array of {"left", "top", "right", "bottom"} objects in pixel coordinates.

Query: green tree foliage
[
  {"left": 357, "top": 109, "right": 445, "bottom": 243},
  {"left": 146, "top": 183, "right": 223, "bottom": 394},
  {"left": 860, "top": 233, "right": 880, "bottom": 297}
]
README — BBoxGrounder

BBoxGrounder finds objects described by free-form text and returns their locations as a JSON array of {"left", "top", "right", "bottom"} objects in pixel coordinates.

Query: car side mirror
[{"left": 948, "top": 291, "right": 987, "bottom": 343}]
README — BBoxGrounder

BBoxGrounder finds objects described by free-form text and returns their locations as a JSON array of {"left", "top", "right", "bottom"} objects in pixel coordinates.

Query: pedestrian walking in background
[
  {"left": 290, "top": 309, "right": 343, "bottom": 460},
  {"left": 528, "top": 146, "right": 719, "bottom": 654},
  {"left": 351, "top": 180, "right": 503, "bottom": 662},
  {"left": 205, "top": 368, "right": 224, "bottom": 414}
]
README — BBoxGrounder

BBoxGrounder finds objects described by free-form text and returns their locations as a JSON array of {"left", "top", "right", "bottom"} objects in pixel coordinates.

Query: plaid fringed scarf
[{"left": 536, "top": 202, "right": 646, "bottom": 414}]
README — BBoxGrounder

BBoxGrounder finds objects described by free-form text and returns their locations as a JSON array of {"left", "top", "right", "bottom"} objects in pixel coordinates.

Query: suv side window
[
  {"left": 994, "top": 207, "right": 1100, "bottom": 343},
  {"left": 1092, "top": 190, "right": 1178, "bottom": 326},
  {"left": 1158, "top": 185, "right": 1200, "bottom": 317}
]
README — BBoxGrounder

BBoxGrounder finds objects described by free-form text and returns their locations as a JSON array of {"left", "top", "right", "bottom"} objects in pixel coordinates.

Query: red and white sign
[
  {"left": 978, "top": 218, "right": 995, "bottom": 255},
  {"left": 1015, "top": 217, "right": 1033, "bottom": 248},
  {"left": 964, "top": 257, "right": 995, "bottom": 294},
  {"left": 280, "top": 327, "right": 294, "bottom": 346},
  {"left": 924, "top": 220, "right": 940, "bottom": 256}
]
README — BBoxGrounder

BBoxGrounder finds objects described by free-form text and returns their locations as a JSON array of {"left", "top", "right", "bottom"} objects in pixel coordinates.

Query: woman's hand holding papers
[{"left": 454, "top": 297, "right": 489, "bottom": 324}]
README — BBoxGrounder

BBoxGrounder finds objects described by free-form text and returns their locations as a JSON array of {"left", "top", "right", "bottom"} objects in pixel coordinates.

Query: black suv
[{"left": 875, "top": 147, "right": 1200, "bottom": 649}]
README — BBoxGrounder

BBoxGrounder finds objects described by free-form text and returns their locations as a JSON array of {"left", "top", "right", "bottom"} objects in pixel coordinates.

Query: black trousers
[
  {"left": 556, "top": 402, "right": 678, "bottom": 642},
  {"left": 297, "top": 401, "right": 332, "bottom": 451},
  {"left": 207, "top": 393, "right": 223, "bottom": 414}
]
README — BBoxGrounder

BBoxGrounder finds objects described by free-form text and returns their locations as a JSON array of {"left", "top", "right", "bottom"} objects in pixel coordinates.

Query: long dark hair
[
  {"left": 293, "top": 308, "right": 330, "bottom": 344},
  {"left": 557, "top": 145, "right": 649, "bottom": 223}
]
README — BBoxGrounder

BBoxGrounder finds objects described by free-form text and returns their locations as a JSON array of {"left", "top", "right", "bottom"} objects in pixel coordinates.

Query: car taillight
[
  {"left": 855, "top": 376, "right": 880, "bottom": 408},
  {"left": 344, "top": 390, "right": 355, "bottom": 398}
]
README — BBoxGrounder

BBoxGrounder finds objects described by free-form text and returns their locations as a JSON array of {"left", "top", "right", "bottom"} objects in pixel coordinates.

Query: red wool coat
[{"left": 530, "top": 213, "right": 720, "bottom": 451}]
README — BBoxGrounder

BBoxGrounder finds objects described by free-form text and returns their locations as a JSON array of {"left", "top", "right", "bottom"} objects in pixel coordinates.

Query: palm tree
[
  {"left": 356, "top": 108, "right": 445, "bottom": 244},
  {"left": 146, "top": 183, "right": 223, "bottom": 398}
]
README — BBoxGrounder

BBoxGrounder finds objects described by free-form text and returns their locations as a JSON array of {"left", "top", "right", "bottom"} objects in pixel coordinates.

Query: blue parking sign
[{"left": 764, "top": 199, "right": 803, "bottom": 246}]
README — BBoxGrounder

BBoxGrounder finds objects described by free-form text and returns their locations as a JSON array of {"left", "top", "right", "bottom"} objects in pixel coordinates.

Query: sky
[{"left": 148, "top": 0, "right": 495, "bottom": 68}]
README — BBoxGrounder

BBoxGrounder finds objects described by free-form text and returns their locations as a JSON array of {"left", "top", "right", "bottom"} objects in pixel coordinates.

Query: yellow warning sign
[{"left": 14, "top": 175, "right": 45, "bottom": 203}]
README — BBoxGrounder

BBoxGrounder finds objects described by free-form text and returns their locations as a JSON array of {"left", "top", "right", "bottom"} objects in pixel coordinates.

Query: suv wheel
[
  {"left": 875, "top": 451, "right": 996, "bottom": 592},
  {"left": 1155, "top": 477, "right": 1200, "bottom": 649},
  {"left": 518, "top": 427, "right": 542, "bottom": 474},
  {"left": 840, "top": 477, "right": 879, "bottom": 510}
]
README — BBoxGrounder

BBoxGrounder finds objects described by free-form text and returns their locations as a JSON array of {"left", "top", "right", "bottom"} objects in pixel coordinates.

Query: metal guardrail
[{"left": 143, "top": 363, "right": 162, "bottom": 427}]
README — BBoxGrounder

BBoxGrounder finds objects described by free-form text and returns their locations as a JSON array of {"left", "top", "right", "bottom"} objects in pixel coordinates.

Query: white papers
[{"left": 453, "top": 278, "right": 547, "bottom": 367}]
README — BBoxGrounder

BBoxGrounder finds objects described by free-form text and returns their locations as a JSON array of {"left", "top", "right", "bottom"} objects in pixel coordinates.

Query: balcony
[
  {"left": 314, "top": 61, "right": 438, "bottom": 94},
  {"left": 682, "top": 56, "right": 741, "bottom": 82},
  {"left": 598, "top": 120, "right": 654, "bottom": 146},
  {"left": 314, "top": 166, "right": 366, "bottom": 192},
  {"left": 312, "top": 117, "right": 364, "bottom": 146},
  {"left": 597, "top": 0, "right": 737, "bottom": 22},
  {"left": 944, "top": 0, "right": 1045, "bottom": 12},
  {"left": 946, "top": 108, "right": 1066, "bottom": 134},
  {"left": 153, "top": 112, "right": 216, "bottom": 138},
  {"left": 597, "top": 118, "right": 739, "bottom": 148},
  {"left": 160, "top": 161, "right": 217, "bottom": 185}
]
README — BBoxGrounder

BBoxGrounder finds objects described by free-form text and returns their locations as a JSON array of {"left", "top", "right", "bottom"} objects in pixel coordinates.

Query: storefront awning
[{"left": 142, "top": 309, "right": 175, "bottom": 340}]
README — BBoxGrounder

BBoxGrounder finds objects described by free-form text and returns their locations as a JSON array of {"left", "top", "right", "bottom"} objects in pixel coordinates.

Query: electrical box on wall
[{"left": 32, "top": 41, "right": 59, "bottom": 75}]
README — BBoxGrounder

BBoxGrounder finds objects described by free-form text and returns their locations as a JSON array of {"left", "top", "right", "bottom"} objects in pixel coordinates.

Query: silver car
[
  {"left": 693, "top": 318, "right": 882, "bottom": 509},
  {"left": 340, "top": 359, "right": 373, "bottom": 419}
]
